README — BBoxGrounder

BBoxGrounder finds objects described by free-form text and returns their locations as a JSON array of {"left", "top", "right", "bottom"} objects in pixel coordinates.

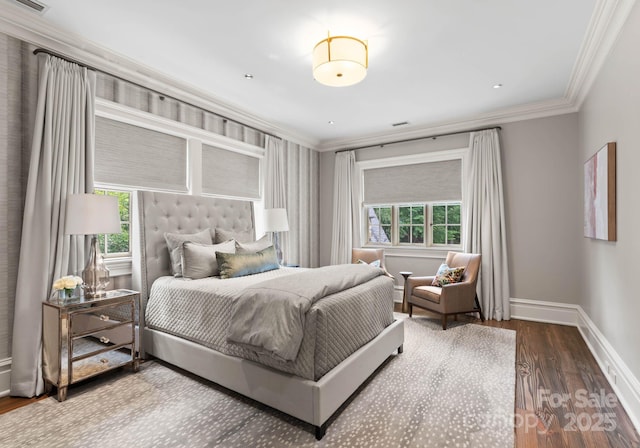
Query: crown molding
[
  {"left": 0, "top": 0, "right": 635, "bottom": 153},
  {"left": 317, "top": 97, "right": 578, "bottom": 152},
  {"left": 565, "top": 0, "right": 637, "bottom": 109},
  {"left": 0, "top": 1, "right": 319, "bottom": 149}
]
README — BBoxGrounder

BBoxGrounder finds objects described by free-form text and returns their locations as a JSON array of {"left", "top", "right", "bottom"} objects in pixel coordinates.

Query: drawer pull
[
  {"left": 99, "top": 315, "right": 109, "bottom": 321},
  {"left": 100, "top": 358, "right": 108, "bottom": 364},
  {"left": 99, "top": 336, "right": 110, "bottom": 344}
]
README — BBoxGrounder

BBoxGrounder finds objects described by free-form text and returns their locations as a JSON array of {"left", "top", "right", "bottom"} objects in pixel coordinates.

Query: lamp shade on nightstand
[
  {"left": 65, "top": 194, "right": 121, "bottom": 235},
  {"left": 65, "top": 194, "right": 121, "bottom": 298},
  {"left": 264, "top": 208, "right": 289, "bottom": 265}
]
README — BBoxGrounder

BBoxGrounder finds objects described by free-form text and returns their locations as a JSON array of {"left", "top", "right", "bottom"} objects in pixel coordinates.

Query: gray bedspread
[
  {"left": 145, "top": 267, "right": 394, "bottom": 380},
  {"left": 227, "top": 264, "right": 384, "bottom": 361}
]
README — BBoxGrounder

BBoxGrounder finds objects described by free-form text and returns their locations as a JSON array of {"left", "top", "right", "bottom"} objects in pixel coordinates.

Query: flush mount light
[
  {"left": 493, "top": 83, "right": 503, "bottom": 89},
  {"left": 328, "top": 120, "right": 335, "bottom": 125},
  {"left": 312, "top": 34, "right": 368, "bottom": 87}
]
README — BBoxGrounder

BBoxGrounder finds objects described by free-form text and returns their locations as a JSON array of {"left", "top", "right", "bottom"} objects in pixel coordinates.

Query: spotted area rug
[{"left": 0, "top": 316, "right": 515, "bottom": 447}]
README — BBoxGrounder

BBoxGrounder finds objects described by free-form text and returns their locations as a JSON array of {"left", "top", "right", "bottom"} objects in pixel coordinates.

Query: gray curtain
[
  {"left": 10, "top": 54, "right": 96, "bottom": 396},
  {"left": 264, "top": 135, "right": 286, "bottom": 208},
  {"left": 330, "top": 151, "right": 359, "bottom": 264},
  {"left": 463, "top": 129, "right": 510, "bottom": 320}
]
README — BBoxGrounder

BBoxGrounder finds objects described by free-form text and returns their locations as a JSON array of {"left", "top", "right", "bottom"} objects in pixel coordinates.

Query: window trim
[{"left": 357, "top": 148, "right": 467, "bottom": 251}]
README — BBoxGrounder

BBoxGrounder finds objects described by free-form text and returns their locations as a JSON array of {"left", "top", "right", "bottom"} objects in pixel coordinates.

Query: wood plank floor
[{"left": 2, "top": 308, "right": 639, "bottom": 447}]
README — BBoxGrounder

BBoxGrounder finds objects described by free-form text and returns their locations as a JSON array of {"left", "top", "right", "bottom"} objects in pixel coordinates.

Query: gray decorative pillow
[
  {"left": 181, "top": 240, "right": 236, "bottom": 279},
  {"left": 215, "top": 228, "right": 254, "bottom": 244},
  {"left": 235, "top": 234, "right": 271, "bottom": 253},
  {"left": 216, "top": 246, "right": 279, "bottom": 279},
  {"left": 164, "top": 229, "right": 213, "bottom": 277}
]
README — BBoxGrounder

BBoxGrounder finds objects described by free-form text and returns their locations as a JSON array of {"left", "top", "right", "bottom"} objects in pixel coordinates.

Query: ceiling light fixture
[
  {"left": 493, "top": 83, "right": 503, "bottom": 89},
  {"left": 244, "top": 73, "right": 254, "bottom": 79},
  {"left": 312, "top": 33, "right": 368, "bottom": 87}
]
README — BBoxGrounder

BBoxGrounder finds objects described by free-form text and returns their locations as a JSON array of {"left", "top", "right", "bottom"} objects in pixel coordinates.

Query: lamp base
[{"left": 82, "top": 236, "right": 110, "bottom": 299}]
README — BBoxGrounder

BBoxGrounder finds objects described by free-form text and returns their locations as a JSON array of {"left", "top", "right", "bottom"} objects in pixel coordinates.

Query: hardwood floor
[
  {"left": 400, "top": 303, "right": 640, "bottom": 448},
  {"left": 2, "top": 309, "right": 639, "bottom": 447}
]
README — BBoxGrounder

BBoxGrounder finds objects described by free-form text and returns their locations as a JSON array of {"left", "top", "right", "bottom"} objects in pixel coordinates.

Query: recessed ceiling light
[
  {"left": 328, "top": 120, "right": 335, "bottom": 125},
  {"left": 493, "top": 83, "right": 503, "bottom": 89},
  {"left": 244, "top": 73, "right": 254, "bottom": 79}
]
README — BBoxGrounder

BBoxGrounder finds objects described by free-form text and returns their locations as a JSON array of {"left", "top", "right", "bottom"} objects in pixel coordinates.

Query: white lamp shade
[
  {"left": 313, "top": 35, "right": 368, "bottom": 87},
  {"left": 65, "top": 194, "right": 121, "bottom": 235},
  {"left": 263, "top": 208, "right": 289, "bottom": 232}
]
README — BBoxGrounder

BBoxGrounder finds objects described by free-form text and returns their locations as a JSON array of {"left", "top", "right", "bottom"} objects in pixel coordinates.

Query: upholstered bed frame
[{"left": 131, "top": 190, "right": 404, "bottom": 439}]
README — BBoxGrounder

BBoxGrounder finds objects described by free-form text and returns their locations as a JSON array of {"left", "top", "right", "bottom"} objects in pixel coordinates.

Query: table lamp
[
  {"left": 263, "top": 208, "right": 289, "bottom": 265},
  {"left": 65, "top": 193, "right": 121, "bottom": 298}
]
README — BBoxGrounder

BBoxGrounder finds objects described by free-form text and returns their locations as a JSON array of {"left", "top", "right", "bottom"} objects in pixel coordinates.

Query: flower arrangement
[{"left": 53, "top": 275, "right": 84, "bottom": 298}]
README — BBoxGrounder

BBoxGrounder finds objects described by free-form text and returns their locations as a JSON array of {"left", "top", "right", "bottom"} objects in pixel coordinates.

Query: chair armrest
[
  {"left": 406, "top": 276, "right": 436, "bottom": 291},
  {"left": 440, "top": 282, "right": 477, "bottom": 310}
]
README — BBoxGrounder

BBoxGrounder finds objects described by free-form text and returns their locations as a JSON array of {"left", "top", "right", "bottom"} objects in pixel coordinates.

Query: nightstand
[{"left": 42, "top": 289, "right": 139, "bottom": 401}]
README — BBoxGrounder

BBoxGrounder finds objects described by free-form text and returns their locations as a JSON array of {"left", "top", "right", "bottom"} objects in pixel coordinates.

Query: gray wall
[
  {"left": 319, "top": 114, "right": 582, "bottom": 304},
  {"left": 578, "top": 0, "right": 640, "bottom": 381},
  {"left": 0, "top": 34, "right": 23, "bottom": 361}
]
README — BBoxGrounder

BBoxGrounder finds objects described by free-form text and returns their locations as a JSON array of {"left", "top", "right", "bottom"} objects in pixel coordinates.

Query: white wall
[
  {"left": 319, "top": 114, "right": 582, "bottom": 304},
  {"left": 578, "top": 0, "right": 640, "bottom": 382}
]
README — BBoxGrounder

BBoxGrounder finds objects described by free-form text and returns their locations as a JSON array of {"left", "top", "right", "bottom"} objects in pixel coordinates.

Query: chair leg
[
  {"left": 474, "top": 294, "right": 486, "bottom": 322},
  {"left": 442, "top": 314, "right": 447, "bottom": 330},
  {"left": 408, "top": 303, "right": 413, "bottom": 317}
]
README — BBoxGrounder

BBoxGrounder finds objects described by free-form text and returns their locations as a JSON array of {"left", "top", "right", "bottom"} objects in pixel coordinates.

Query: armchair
[{"left": 407, "top": 252, "right": 485, "bottom": 329}]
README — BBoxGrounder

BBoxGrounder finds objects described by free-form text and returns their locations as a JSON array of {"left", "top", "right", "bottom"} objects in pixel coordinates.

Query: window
[
  {"left": 365, "top": 202, "right": 461, "bottom": 247},
  {"left": 432, "top": 203, "right": 461, "bottom": 245},
  {"left": 367, "top": 206, "right": 392, "bottom": 244},
  {"left": 95, "top": 189, "right": 131, "bottom": 257},
  {"left": 398, "top": 205, "right": 425, "bottom": 244}
]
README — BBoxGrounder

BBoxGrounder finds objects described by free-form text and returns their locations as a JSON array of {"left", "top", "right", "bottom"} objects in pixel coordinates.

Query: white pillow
[
  {"left": 235, "top": 234, "right": 271, "bottom": 253},
  {"left": 181, "top": 240, "right": 236, "bottom": 279},
  {"left": 164, "top": 229, "right": 213, "bottom": 277}
]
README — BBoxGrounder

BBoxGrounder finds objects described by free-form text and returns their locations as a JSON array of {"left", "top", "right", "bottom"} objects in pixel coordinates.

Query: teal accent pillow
[
  {"left": 432, "top": 263, "right": 465, "bottom": 287},
  {"left": 216, "top": 245, "right": 280, "bottom": 279}
]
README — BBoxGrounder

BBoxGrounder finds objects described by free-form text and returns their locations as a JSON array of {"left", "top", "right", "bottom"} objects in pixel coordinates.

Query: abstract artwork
[{"left": 584, "top": 142, "right": 616, "bottom": 241}]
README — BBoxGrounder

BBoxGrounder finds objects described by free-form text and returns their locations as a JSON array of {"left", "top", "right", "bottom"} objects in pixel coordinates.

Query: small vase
[{"left": 59, "top": 288, "right": 76, "bottom": 300}]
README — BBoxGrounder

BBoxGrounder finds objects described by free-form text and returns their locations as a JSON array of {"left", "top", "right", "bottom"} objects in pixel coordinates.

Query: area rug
[{"left": 0, "top": 316, "right": 515, "bottom": 447}]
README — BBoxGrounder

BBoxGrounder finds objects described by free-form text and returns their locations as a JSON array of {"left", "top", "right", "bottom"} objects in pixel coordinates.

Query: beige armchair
[
  {"left": 407, "top": 252, "right": 485, "bottom": 329},
  {"left": 351, "top": 248, "right": 386, "bottom": 268}
]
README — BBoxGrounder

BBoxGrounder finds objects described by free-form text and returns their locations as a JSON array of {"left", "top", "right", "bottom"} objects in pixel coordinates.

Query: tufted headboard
[{"left": 131, "top": 190, "right": 254, "bottom": 310}]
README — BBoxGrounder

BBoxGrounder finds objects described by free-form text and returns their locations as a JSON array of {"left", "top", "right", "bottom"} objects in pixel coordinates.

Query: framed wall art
[{"left": 584, "top": 142, "right": 616, "bottom": 241}]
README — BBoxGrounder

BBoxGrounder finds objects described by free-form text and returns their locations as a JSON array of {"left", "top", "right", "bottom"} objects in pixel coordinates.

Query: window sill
[
  {"left": 363, "top": 245, "right": 462, "bottom": 259},
  {"left": 104, "top": 257, "right": 132, "bottom": 277}
]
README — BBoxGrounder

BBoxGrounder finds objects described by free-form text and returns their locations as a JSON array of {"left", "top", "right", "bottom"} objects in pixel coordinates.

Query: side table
[
  {"left": 399, "top": 271, "right": 413, "bottom": 313},
  {"left": 42, "top": 289, "right": 139, "bottom": 401}
]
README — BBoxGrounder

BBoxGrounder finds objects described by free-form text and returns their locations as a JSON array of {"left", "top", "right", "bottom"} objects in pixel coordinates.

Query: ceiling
[{"left": 26, "top": 0, "right": 598, "bottom": 146}]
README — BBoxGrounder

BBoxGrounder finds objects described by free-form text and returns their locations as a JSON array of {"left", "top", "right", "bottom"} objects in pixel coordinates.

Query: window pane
[
  {"left": 381, "top": 225, "right": 392, "bottom": 241},
  {"left": 412, "top": 226, "right": 424, "bottom": 243},
  {"left": 379, "top": 207, "right": 392, "bottom": 225},
  {"left": 399, "top": 225, "right": 410, "bottom": 243},
  {"left": 398, "top": 206, "right": 411, "bottom": 224},
  {"left": 118, "top": 191, "right": 130, "bottom": 222},
  {"left": 447, "top": 225, "right": 461, "bottom": 245},
  {"left": 433, "top": 226, "right": 446, "bottom": 244},
  {"left": 98, "top": 234, "right": 105, "bottom": 253},
  {"left": 107, "top": 223, "right": 130, "bottom": 254},
  {"left": 412, "top": 206, "right": 424, "bottom": 224},
  {"left": 433, "top": 205, "right": 446, "bottom": 225},
  {"left": 448, "top": 204, "right": 461, "bottom": 224}
]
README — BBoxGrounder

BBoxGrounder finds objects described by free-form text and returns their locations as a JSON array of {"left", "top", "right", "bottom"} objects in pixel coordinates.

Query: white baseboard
[
  {"left": 0, "top": 358, "right": 11, "bottom": 397},
  {"left": 510, "top": 298, "right": 640, "bottom": 434}
]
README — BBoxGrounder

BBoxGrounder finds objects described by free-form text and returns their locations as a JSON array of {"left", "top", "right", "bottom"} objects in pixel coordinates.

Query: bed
[{"left": 131, "top": 190, "right": 404, "bottom": 439}]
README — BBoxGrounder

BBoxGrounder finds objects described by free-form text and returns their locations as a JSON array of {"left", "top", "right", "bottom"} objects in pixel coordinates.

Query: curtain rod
[
  {"left": 334, "top": 125, "right": 502, "bottom": 153},
  {"left": 33, "top": 48, "right": 281, "bottom": 141}
]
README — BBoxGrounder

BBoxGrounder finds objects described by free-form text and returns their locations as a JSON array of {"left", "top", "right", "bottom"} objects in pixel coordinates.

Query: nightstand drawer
[
  {"left": 71, "top": 333, "right": 133, "bottom": 359},
  {"left": 70, "top": 302, "right": 134, "bottom": 337},
  {"left": 71, "top": 346, "right": 134, "bottom": 383}
]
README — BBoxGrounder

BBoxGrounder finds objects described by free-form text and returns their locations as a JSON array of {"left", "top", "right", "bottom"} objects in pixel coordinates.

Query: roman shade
[
  {"left": 363, "top": 159, "right": 462, "bottom": 204},
  {"left": 201, "top": 144, "right": 260, "bottom": 199},
  {"left": 95, "top": 116, "right": 188, "bottom": 191}
]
